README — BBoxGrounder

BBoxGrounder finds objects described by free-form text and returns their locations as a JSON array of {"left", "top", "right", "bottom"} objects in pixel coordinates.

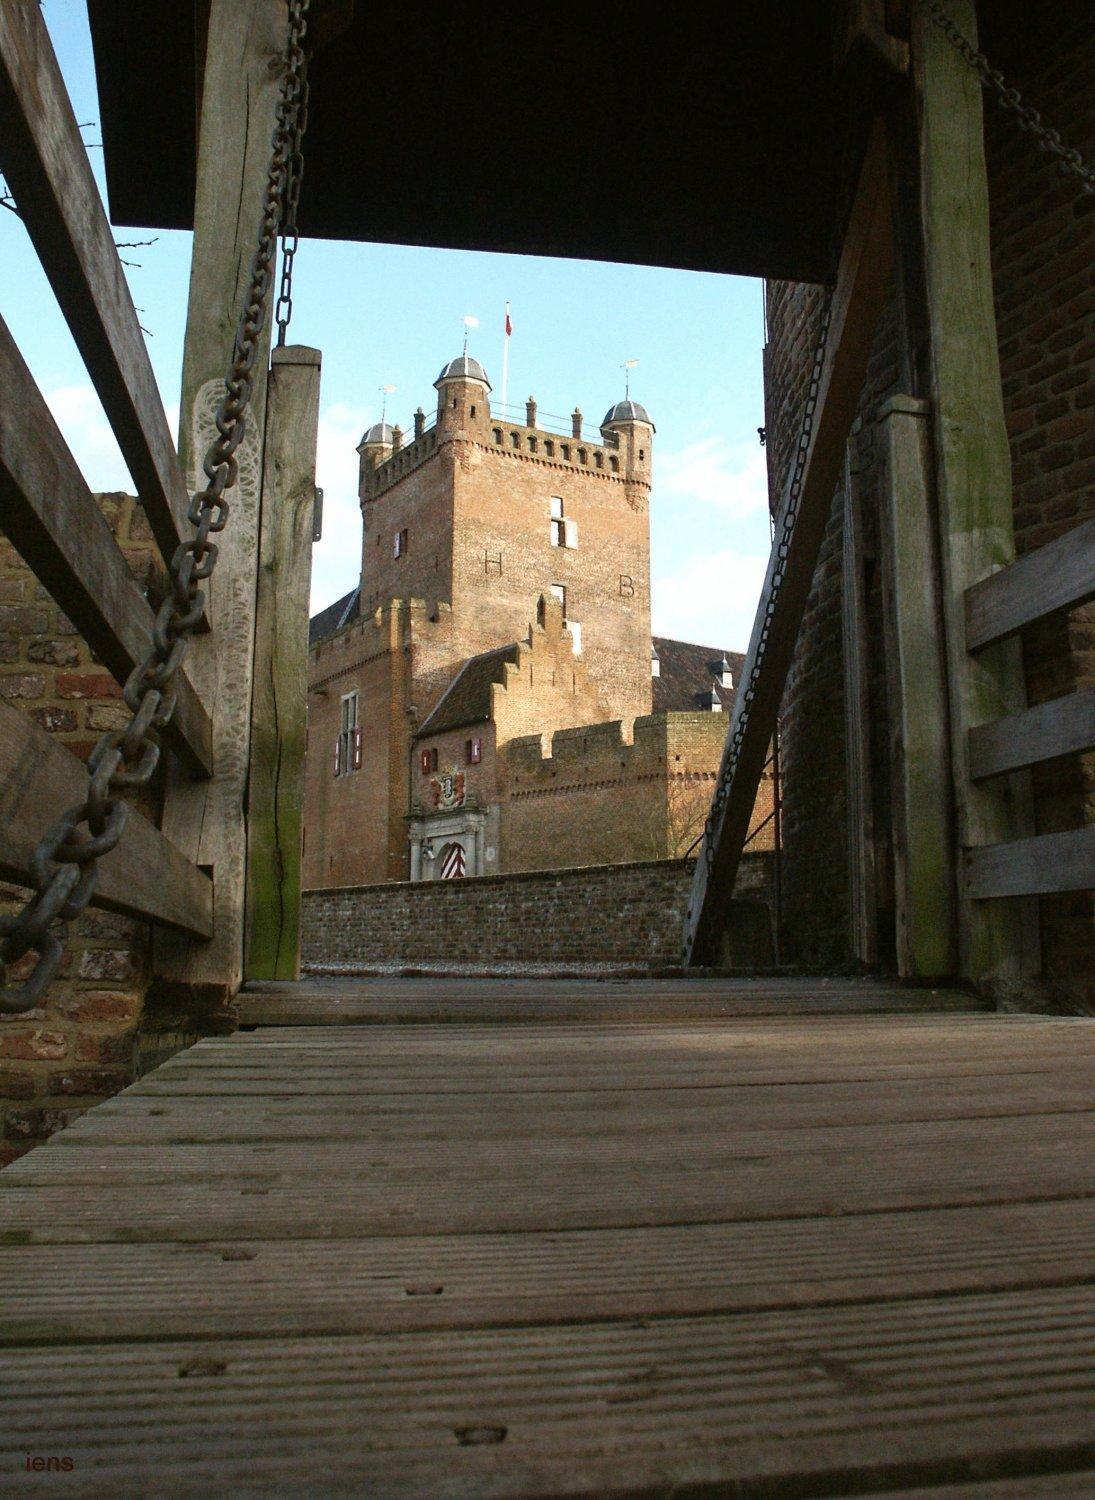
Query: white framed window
[
  {"left": 550, "top": 583, "right": 567, "bottom": 611},
  {"left": 562, "top": 517, "right": 578, "bottom": 548},
  {"left": 567, "top": 620, "right": 582, "bottom": 654},
  {"left": 549, "top": 496, "right": 563, "bottom": 519}
]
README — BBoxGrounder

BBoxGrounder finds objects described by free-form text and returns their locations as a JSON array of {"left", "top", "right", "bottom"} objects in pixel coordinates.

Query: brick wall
[
  {"left": 0, "top": 494, "right": 233, "bottom": 1162},
  {"left": 301, "top": 852, "right": 772, "bottom": 969},
  {"left": 765, "top": 6, "right": 1093, "bottom": 1000}
]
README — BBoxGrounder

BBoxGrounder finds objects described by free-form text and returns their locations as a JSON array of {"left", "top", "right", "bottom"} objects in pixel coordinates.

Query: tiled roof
[
  {"left": 416, "top": 643, "right": 521, "bottom": 738},
  {"left": 651, "top": 636, "right": 745, "bottom": 713},
  {"left": 309, "top": 587, "right": 360, "bottom": 647}
]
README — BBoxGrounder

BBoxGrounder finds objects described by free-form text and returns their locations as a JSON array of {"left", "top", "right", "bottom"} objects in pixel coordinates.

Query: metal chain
[
  {"left": 702, "top": 291, "right": 833, "bottom": 875},
  {"left": 917, "top": 0, "right": 1094, "bottom": 196},
  {"left": 274, "top": 28, "right": 310, "bottom": 346},
  {"left": 0, "top": 0, "right": 312, "bottom": 1015}
]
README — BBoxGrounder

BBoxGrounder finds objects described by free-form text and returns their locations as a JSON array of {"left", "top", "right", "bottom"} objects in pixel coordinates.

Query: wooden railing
[
  {"left": 963, "top": 519, "right": 1095, "bottom": 901},
  {"left": 0, "top": 4, "right": 213, "bottom": 944}
]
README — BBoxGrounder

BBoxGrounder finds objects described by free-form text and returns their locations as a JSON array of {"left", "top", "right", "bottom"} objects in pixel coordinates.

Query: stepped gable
[
  {"left": 416, "top": 643, "right": 522, "bottom": 738},
  {"left": 652, "top": 636, "right": 745, "bottom": 713},
  {"left": 309, "top": 586, "right": 360, "bottom": 647}
]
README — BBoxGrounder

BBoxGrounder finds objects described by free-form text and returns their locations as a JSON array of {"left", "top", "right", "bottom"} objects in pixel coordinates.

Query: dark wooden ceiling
[{"left": 85, "top": 1, "right": 1047, "bottom": 284}]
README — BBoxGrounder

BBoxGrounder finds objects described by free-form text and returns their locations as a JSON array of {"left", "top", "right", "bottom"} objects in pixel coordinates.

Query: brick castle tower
[{"left": 304, "top": 353, "right": 766, "bottom": 888}]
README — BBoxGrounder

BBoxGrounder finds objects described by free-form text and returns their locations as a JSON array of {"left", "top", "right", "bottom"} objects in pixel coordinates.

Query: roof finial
[
  {"left": 622, "top": 358, "right": 639, "bottom": 399},
  {"left": 379, "top": 384, "right": 396, "bottom": 424}
]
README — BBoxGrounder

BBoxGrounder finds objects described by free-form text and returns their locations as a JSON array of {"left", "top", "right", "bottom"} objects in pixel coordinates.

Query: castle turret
[
  {"left": 357, "top": 421, "right": 394, "bottom": 503},
  {"left": 600, "top": 398, "right": 654, "bottom": 483},
  {"left": 434, "top": 354, "right": 491, "bottom": 439}
]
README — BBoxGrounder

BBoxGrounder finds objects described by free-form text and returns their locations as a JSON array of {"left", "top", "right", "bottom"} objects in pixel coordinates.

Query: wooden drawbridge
[{"left": 1, "top": 977, "right": 1093, "bottom": 1495}]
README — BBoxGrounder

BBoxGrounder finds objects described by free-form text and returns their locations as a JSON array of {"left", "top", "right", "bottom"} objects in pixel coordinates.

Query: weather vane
[
  {"left": 462, "top": 314, "right": 479, "bottom": 354},
  {"left": 622, "top": 358, "right": 639, "bottom": 398},
  {"left": 378, "top": 384, "right": 396, "bottom": 425}
]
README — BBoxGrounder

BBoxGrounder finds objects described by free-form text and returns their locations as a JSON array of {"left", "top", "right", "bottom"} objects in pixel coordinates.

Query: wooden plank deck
[{"left": 1, "top": 978, "right": 1092, "bottom": 1496}]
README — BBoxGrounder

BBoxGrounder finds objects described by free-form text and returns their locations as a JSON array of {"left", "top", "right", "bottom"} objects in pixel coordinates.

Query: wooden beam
[
  {"left": 966, "top": 826, "right": 1095, "bottom": 901},
  {"left": 0, "top": 316, "right": 212, "bottom": 778},
  {"left": 965, "top": 519, "right": 1095, "bottom": 652},
  {"left": 913, "top": 0, "right": 1038, "bottom": 985},
  {"left": 0, "top": 1, "right": 202, "bottom": 615},
  {"left": 685, "top": 121, "right": 893, "bottom": 965},
  {"left": 969, "top": 689, "right": 1095, "bottom": 782},
  {"left": 876, "top": 394, "right": 957, "bottom": 979},
  {"left": 0, "top": 698, "right": 212, "bottom": 937},
  {"left": 840, "top": 432, "right": 878, "bottom": 967},
  {"left": 245, "top": 345, "right": 322, "bottom": 981},
  {"left": 157, "top": 0, "right": 286, "bottom": 994}
]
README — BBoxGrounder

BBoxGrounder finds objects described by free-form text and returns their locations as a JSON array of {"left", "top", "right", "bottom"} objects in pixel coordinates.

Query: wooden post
[
  {"left": 840, "top": 431, "right": 878, "bottom": 968},
  {"left": 912, "top": 1, "right": 1037, "bottom": 987},
  {"left": 876, "top": 394, "right": 957, "bottom": 979},
  {"left": 156, "top": 0, "right": 288, "bottom": 995},
  {"left": 245, "top": 345, "right": 322, "bottom": 980}
]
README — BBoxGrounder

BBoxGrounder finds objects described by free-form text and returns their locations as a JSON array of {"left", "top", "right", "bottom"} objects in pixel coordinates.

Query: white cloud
[
  {"left": 45, "top": 384, "right": 133, "bottom": 493},
  {"left": 310, "top": 400, "right": 371, "bottom": 612},
  {"left": 652, "top": 545, "right": 769, "bottom": 653},
  {"left": 656, "top": 436, "right": 769, "bottom": 520}
]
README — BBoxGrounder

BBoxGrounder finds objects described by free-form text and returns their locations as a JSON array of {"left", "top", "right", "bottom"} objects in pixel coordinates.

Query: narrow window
[
  {"left": 394, "top": 527, "right": 408, "bottom": 559},
  {"left": 337, "top": 691, "right": 359, "bottom": 776},
  {"left": 470, "top": 404, "right": 476, "bottom": 417},
  {"left": 550, "top": 582, "right": 567, "bottom": 612},
  {"left": 550, "top": 496, "right": 565, "bottom": 547},
  {"left": 594, "top": 451, "right": 603, "bottom": 468},
  {"left": 544, "top": 439, "right": 554, "bottom": 457},
  {"left": 493, "top": 427, "right": 502, "bottom": 443},
  {"left": 466, "top": 736, "right": 482, "bottom": 765},
  {"left": 528, "top": 435, "right": 537, "bottom": 453},
  {"left": 510, "top": 431, "right": 520, "bottom": 448},
  {"left": 420, "top": 746, "right": 439, "bottom": 775},
  {"left": 609, "top": 456, "right": 619, "bottom": 473},
  {"left": 561, "top": 444, "right": 570, "bottom": 461},
  {"left": 578, "top": 448, "right": 587, "bottom": 464}
]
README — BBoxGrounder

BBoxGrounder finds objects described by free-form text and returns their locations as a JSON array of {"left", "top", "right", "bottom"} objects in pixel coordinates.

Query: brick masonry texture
[
  {"left": 766, "top": 9, "right": 1092, "bottom": 1004},
  {"left": 301, "top": 853, "right": 772, "bottom": 969},
  {"left": 0, "top": 495, "right": 232, "bottom": 1161}
]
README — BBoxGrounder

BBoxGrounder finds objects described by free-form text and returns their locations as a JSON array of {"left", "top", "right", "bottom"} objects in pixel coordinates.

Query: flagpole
[{"left": 501, "top": 301, "right": 510, "bottom": 414}]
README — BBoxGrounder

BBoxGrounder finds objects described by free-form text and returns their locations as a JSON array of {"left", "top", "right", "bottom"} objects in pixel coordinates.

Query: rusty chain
[
  {"left": 917, "top": 0, "right": 1094, "bottom": 196},
  {"left": 275, "top": 19, "right": 310, "bottom": 346},
  {"left": 702, "top": 291, "right": 833, "bottom": 878},
  {"left": 0, "top": 0, "right": 312, "bottom": 1015}
]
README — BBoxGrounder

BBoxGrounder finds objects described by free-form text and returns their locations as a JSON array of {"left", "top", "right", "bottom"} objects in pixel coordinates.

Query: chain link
[
  {"left": 702, "top": 292, "right": 833, "bottom": 877},
  {"left": 917, "top": 0, "right": 1093, "bottom": 196},
  {"left": 274, "top": 23, "right": 310, "bottom": 346},
  {"left": 0, "top": 0, "right": 312, "bottom": 1015}
]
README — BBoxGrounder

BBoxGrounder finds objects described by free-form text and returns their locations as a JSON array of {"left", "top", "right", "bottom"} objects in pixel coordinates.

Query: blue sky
[{"left": 4, "top": 4, "right": 773, "bottom": 652}]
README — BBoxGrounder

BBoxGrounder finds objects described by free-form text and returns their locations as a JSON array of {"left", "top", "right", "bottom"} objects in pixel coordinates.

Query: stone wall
[{"left": 302, "top": 853, "right": 772, "bottom": 970}]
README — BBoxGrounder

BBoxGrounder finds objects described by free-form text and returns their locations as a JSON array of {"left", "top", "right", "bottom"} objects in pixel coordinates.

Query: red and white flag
[{"left": 505, "top": 304, "right": 513, "bottom": 336}]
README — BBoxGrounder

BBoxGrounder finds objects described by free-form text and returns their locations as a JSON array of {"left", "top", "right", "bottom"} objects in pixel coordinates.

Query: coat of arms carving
[{"left": 430, "top": 768, "right": 465, "bottom": 810}]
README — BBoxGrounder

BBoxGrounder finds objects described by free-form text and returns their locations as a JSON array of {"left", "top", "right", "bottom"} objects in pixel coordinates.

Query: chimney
[
  {"left": 413, "top": 407, "right": 425, "bottom": 439},
  {"left": 571, "top": 407, "right": 582, "bottom": 438},
  {"left": 526, "top": 396, "right": 537, "bottom": 429}
]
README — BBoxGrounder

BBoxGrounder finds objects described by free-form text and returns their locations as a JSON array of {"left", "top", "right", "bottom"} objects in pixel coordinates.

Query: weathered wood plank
[
  {"left": 157, "top": 0, "right": 287, "bottom": 993},
  {"left": 913, "top": 0, "right": 1038, "bottom": 986},
  {"left": 966, "top": 519, "right": 1095, "bottom": 652},
  {"left": 0, "top": 0, "right": 202, "bottom": 606},
  {"left": 245, "top": 345, "right": 322, "bottom": 980},
  {"left": 0, "top": 1200, "right": 1089, "bottom": 1342},
  {"left": 0, "top": 697, "right": 212, "bottom": 936},
  {"left": 0, "top": 316, "right": 212, "bottom": 777},
  {"left": 0, "top": 1291, "right": 1090, "bottom": 1497},
  {"left": 966, "top": 826, "right": 1095, "bottom": 900},
  {"left": 877, "top": 394, "right": 957, "bottom": 978},
  {"left": 686, "top": 120, "right": 893, "bottom": 964},
  {"left": 969, "top": 688, "right": 1095, "bottom": 781}
]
